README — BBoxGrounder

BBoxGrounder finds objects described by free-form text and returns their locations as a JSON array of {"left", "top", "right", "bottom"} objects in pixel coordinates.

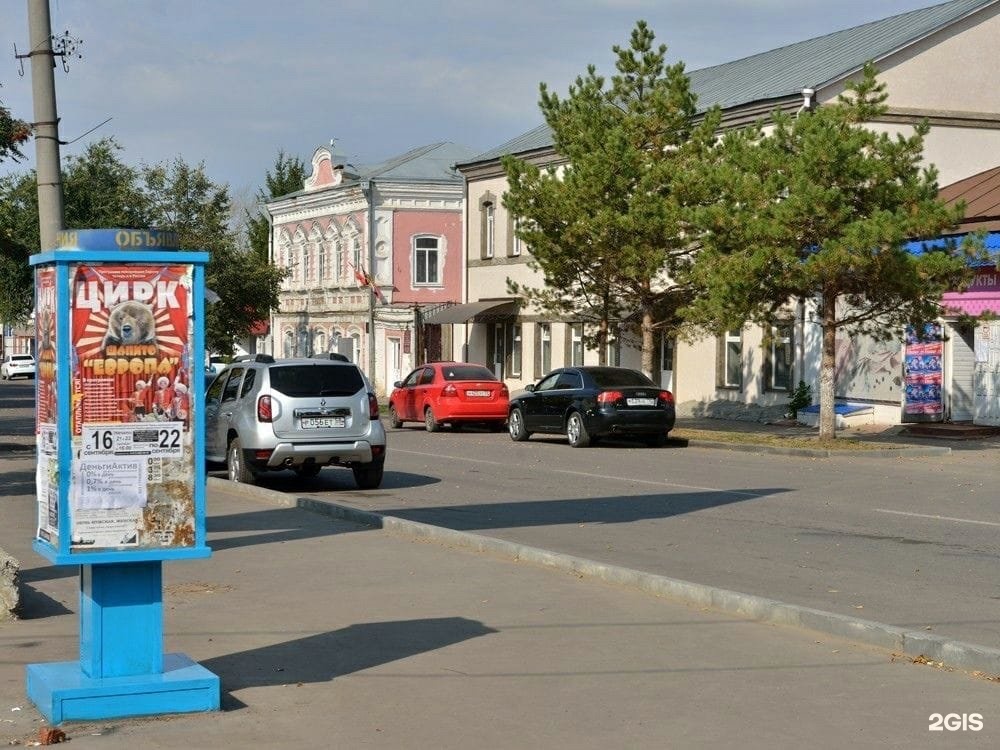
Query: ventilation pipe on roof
[{"left": 799, "top": 87, "right": 816, "bottom": 114}]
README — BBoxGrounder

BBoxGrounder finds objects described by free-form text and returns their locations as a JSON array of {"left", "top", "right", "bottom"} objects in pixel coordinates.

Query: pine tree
[
  {"left": 502, "top": 21, "right": 718, "bottom": 375},
  {"left": 246, "top": 151, "right": 306, "bottom": 263},
  {"left": 685, "top": 64, "right": 984, "bottom": 439}
]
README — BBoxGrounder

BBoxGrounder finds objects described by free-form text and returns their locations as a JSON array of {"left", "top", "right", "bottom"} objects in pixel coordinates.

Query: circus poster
[{"left": 67, "top": 263, "right": 196, "bottom": 552}]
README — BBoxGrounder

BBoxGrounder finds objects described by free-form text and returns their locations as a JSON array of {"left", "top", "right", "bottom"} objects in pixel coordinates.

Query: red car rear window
[{"left": 441, "top": 365, "right": 497, "bottom": 381}]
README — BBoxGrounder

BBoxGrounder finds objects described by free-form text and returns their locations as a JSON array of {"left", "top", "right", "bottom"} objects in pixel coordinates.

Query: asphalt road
[
  {"left": 237, "top": 422, "right": 1000, "bottom": 654},
  {"left": 6, "top": 376, "right": 1000, "bottom": 653}
]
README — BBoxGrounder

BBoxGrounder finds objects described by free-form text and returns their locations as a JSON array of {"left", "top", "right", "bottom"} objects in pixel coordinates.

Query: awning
[{"left": 423, "top": 299, "right": 518, "bottom": 324}]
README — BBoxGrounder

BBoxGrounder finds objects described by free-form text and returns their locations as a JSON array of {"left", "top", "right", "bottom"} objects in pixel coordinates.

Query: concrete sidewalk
[{"left": 2, "top": 471, "right": 999, "bottom": 748}]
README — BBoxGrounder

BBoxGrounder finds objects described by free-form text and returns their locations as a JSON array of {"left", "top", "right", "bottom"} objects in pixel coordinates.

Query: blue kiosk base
[
  {"left": 26, "top": 654, "right": 220, "bottom": 724},
  {"left": 25, "top": 561, "right": 220, "bottom": 724}
]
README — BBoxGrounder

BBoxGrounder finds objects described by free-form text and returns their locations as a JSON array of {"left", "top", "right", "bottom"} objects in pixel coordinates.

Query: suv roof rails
[
  {"left": 232, "top": 354, "right": 275, "bottom": 364},
  {"left": 310, "top": 352, "right": 350, "bottom": 362}
]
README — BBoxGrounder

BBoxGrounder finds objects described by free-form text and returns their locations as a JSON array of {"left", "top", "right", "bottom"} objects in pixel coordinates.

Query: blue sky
[{"left": 0, "top": 0, "right": 948, "bottom": 200}]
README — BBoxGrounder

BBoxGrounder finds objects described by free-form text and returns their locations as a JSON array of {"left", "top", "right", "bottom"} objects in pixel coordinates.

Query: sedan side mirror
[
  {"left": 393, "top": 380, "right": 402, "bottom": 388},
  {"left": 524, "top": 383, "right": 536, "bottom": 392}
]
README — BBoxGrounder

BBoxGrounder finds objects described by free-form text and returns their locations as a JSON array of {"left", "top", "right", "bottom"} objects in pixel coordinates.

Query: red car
[{"left": 388, "top": 362, "right": 509, "bottom": 432}]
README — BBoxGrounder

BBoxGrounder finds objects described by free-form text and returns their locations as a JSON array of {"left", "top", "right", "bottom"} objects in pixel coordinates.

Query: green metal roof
[
  {"left": 358, "top": 142, "right": 478, "bottom": 183},
  {"left": 463, "top": 0, "right": 998, "bottom": 166}
]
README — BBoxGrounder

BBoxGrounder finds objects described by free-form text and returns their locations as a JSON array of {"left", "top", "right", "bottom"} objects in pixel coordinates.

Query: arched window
[
  {"left": 292, "top": 228, "right": 306, "bottom": 285},
  {"left": 352, "top": 237, "right": 362, "bottom": 283},
  {"left": 309, "top": 225, "right": 323, "bottom": 283},
  {"left": 326, "top": 223, "right": 343, "bottom": 284}
]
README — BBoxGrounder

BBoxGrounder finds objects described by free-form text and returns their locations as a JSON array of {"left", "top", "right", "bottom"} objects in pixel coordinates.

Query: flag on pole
[{"left": 348, "top": 261, "right": 387, "bottom": 304}]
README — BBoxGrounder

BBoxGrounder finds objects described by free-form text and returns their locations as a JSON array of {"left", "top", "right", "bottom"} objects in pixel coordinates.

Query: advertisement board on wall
[
  {"left": 35, "top": 267, "right": 59, "bottom": 546},
  {"left": 903, "top": 323, "right": 944, "bottom": 418},
  {"left": 68, "top": 263, "right": 196, "bottom": 551}
]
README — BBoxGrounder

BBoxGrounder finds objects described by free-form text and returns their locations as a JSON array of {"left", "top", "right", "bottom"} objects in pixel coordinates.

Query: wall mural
[{"left": 834, "top": 333, "right": 903, "bottom": 403}]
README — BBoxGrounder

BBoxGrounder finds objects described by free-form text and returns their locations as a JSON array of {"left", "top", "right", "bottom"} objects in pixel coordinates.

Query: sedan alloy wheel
[{"left": 565, "top": 412, "right": 591, "bottom": 448}]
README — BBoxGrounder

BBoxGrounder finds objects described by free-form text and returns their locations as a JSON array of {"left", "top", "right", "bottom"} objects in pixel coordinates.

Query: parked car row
[
  {"left": 204, "top": 357, "right": 675, "bottom": 489},
  {"left": 389, "top": 362, "right": 675, "bottom": 448}
]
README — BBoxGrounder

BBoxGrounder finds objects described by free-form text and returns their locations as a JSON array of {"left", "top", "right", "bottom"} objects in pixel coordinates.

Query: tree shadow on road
[{"left": 375, "top": 487, "right": 789, "bottom": 531}]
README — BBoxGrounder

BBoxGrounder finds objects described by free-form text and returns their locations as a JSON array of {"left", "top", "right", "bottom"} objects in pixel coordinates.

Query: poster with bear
[{"left": 68, "top": 263, "right": 196, "bottom": 551}]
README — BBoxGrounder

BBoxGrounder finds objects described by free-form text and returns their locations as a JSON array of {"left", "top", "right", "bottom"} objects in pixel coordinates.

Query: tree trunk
[
  {"left": 819, "top": 297, "right": 837, "bottom": 440},
  {"left": 641, "top": 306, "right": 654, "bottom": 380},
  {"left": 597, "top": 318, "right": 608, "bottom": 366}
]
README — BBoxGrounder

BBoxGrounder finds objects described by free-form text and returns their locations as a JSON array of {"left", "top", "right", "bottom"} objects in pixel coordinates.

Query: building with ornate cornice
[{"left": 265, "top": 142, "right": 475, "bottom": 396}]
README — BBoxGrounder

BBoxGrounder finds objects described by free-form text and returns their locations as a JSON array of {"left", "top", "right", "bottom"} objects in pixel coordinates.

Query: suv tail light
[
  {"left": 257, "top": 395, "right": 273, "bottom": 422},
  {"left": 597, "top": 390, "right": 624, "bottom": 406},
  {"left": 441, "top": 384, "right": 458, "bottom": 397},
  {"left": 368, "top": 392, "right": 379, "bottom": 419},
  {"left": 658, "top": 390, "right": 674, "bottom": 405}
]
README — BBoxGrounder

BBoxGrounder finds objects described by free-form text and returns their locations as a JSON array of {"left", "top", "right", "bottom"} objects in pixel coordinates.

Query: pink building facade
[{"left": 265, "top": 143, "right": 475, "bottom": 396}]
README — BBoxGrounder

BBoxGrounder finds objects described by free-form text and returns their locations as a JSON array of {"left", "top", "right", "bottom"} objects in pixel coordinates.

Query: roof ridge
[
  {"left": 690, "top": 0, "right": 995, "bottom": 77},
  {"left": 462, "top": 0, "right": 1000, "bottom": 166},
  {"left": 363, "top": 142, "right": 449, "bottom": 178}
]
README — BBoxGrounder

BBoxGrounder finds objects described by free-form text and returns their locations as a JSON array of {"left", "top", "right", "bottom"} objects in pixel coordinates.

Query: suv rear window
[
  {"left": 442, "top": 365, "right": 497, "bottom": 381},
  {"left": 269, "top": 364, "right": 365, "bottom": 397}
]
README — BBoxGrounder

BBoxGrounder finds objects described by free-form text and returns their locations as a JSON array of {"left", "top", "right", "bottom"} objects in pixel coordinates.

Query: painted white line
[
  {"left": 874, "top": 508, "right": 1000, "bottom": 528},
  {"left": 394, "top": 448, "right": 767, "bottom": 498}
]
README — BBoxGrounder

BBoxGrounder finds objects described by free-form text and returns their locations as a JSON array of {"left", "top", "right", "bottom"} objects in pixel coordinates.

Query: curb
[
  {"left": 682, "top": 438, "right": 952, "bottom": 458},
  {"left": 210, "top": 477, "right": 1000, "bottom": 676}
]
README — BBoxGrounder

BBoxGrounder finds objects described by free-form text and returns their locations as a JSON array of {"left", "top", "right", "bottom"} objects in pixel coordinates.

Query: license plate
[
  {"left": 627, "top": 398, "right": 656, "bottom": 407},
  {"left": 466, "top": 390, "right": 491, "bottom": 397},
  {"left": 301, "top": 416, "right": 346, "bottom": 429}
]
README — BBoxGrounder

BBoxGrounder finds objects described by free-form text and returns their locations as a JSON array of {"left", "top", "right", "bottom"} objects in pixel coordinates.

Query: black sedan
[{"left": 507, "top": 366, "right": 675, "bottom": 448}]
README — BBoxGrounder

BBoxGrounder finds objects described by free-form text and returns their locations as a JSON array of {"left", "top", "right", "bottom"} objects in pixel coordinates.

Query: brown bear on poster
[{"left": 102, "top": 300, "right": 157, "bottom": 348}]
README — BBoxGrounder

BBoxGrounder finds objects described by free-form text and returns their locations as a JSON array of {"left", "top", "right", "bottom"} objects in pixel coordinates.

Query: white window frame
[
  {"left": 413, "top": 236, "right": 442, "bottom": 286},
  {"left": 540, "top": 323, "right": 551, "bottom": 374},
  {"left": 511, "top": 217, "right": 522, "bottom": 257},
  {"left": 605, "top": 332, "right": 619, "bottom": 367},
  {"left": 723, "top": 329, "right": 742, "bottom": 388},
  {"left": 767, "top": 324, "right": 793, "bottom": 391},
  {"left": 570, "top": 323, "right": 584, "bottom": 367},
  {"left": 485, "top": 203, "right": 495, "bottom": 259},
  {"left": 510, "top": 323, "right": 522, "bottom": 377}
]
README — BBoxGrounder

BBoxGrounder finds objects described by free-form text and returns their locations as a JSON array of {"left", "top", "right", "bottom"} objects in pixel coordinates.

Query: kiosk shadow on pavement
[{"left": 202, "top": 617, "right": 497, "bottom": 695}]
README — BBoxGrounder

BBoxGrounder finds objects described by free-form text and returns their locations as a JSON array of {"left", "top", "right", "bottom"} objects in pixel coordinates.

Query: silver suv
[{"left": 205, "top": 355, "right": 387, "bottom": 488}]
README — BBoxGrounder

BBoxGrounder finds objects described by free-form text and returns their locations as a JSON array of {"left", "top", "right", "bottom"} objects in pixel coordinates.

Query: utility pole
[
  {"left": 362, "top": 179, "right": 377, "bottom": 388},
  {"left": 26, "top": 0, "right": 65, "bottom": 250}
]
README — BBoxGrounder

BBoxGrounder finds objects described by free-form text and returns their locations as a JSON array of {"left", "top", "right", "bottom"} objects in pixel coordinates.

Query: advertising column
[{"left": 26, "top": 229, "right": 219, "bottom": 725}]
